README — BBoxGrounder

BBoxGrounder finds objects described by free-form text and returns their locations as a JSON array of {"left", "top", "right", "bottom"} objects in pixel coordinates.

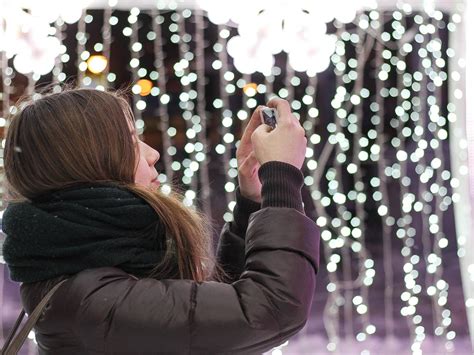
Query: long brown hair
[{"left": 3, "top": 88, "right": 222, "bottom": 282}]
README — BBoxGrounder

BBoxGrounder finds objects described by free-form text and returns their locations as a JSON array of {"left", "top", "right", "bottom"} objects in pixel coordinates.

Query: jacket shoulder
[
  {"left": 50, "top": 266, "right": 193, "bottom": 353},
  {"left": 20, "top": 267, "right": 149, "bottom": 354}
]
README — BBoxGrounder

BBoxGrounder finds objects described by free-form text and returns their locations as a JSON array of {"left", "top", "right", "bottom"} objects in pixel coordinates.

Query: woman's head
[
  {"left": 4, "top": 88, "right": 222, "bottom": 282},
  {"left": 4, "top": 88, "right": 161, "bottom": 199}
]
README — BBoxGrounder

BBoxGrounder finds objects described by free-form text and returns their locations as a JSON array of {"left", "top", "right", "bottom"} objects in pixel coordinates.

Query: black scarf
[{"left": 1, "top": 183, "right": 175, "bottom": 283}]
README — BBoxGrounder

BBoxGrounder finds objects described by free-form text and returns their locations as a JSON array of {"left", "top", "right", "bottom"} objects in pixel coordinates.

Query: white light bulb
[
  {"left": 13, "top": 54, "right": 32, "bottom": 74},
  {"left": 30, "top": 3, "right": 61, "bottom": 24},
  {"left": 34, "top": 56, "right": 56, "bottom": 76},
  {"left": 207, "top": 10, "right": 230, "bottom": 25},
  {"left": 60, "top": 5, "right": 84, "bottom": 24}
]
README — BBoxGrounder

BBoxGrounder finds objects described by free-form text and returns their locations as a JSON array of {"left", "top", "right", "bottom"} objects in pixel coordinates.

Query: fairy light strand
[
  {"left": 128, "top": 7, "right": 143, "bottom": 127},
  {"left": 326, "top": 23, "right": 375, "bottom": 344},
  {"left": 285, "top": 60, "right": 295, "bottom": 105},
  {"left": 76, "top": 10, "right": 87, "bottom": 86},
  {"left": 216, "top": 24, "right": 235, "bottom": 221},
  {"left": 304, "top": 68, "right": 343, "bottom": 350},
  {"left": 410, "top": 10, "right": 441, "bottom": 352},
  {"left": 151, "top": 8, "right": 173, "bottom": 184},
  {"left": 393, "top": 3, "right": 415, "bottom": 344},
  {"left": 417, "top": 11, "right": 439, "bottom": 346},
  {"left": 52, "top": 19, "right": 66, "bottom": 89},
  {"left": 339, "top": 19, "right": 375, "bottom": 345},
  {"left": 105, "top": 5, "right": 119, "bottom": 87},
  {"left": 389, "top": 6, "right": 424, "bottom": 353},
  {"left": 352, "top": 14, "right": 376, "bottom": 340},
  {"left": 170, "top": 9, "right": 202, "bottom": 207},
  {"left": 374, "top": 10, "right": 397, "bottom": 341},
  {"left": 311, "top": 135, "right": 342, "bottom": 351},
  {"left": 101, "top": 5, "right": 112, "bottom": 84},
  {"left": 419, "top": 14, "right": 436, "bottom": 348},
  {"left": 425, "top": 9, "right": 453, "bottom": 349},
  {"left": 176, "top": 8, "right": 200, "bottom": 195},
  {"left": 334, "top": 24, "right": 355, "bottom": 340},
  {"left": 194, "top": 9, "right": 212, "bottom": 217},
  {"left": 264, "top": 73, "right": 275, "bottom": 102}
]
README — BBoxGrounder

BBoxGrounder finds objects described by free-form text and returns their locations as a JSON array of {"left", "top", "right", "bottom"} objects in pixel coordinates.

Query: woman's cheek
[{"left": 134, "top": 159, "right": 150, "bottom": 185}]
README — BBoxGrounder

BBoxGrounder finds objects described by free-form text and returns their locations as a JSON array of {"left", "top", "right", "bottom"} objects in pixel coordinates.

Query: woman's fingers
[
  {"left": 241, "top": 106, "right": 264, "bottom": 144},
  {"left": 266, "top": 97, "right": 293, "bottom": 126}
]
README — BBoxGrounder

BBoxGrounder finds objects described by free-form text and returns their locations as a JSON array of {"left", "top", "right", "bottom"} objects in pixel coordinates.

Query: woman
[{"left": 1, "top": 89, "right": 320, "bottom": 354}]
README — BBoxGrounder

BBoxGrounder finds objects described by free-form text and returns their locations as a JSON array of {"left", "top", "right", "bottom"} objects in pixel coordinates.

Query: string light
[
  {"left": 423, "top": 8, "right": 453, "bottom": 350},
  {"left": 387, "top": 5, "right": 417, "bottom": 349},
  {"left": 105, "top": 2, "right": 118, "bottom": 87},
  {"left": 374, "top": 8, "right": 396, "bottom": 342},
  {"left": 128, "top": 7, "right": 145, "bottom": 133},
  {"left": 174, "top": 8, "right": 199, "bottom": 194},
  {"left": 350, "top": 13, "right": 375, "bottom": 342},
  {"left": 150, "top": 8, "right": 173, "bottom": 190},
  {"left": 216, "top": 23, "right": 237, "bottom": 222},
  {"left": 194, "top": 9, "right": 212, "bottom": 216},
  {"left": 52, "top": 18, "right": 67, "bottom": 89},
  {"left": 335, "top": 25, "right": 356, "bottom": 341},
  {"left": 76, "top": 9, "right": 89, "bottom": 86},
  {"left": 101, "top": 2, "right": 113, "bottom": 86}
]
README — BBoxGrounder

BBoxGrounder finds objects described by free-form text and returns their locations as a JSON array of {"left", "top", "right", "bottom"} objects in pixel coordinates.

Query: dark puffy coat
[{"left": 20, "top": 206, "right": 320, "bottom": 354}]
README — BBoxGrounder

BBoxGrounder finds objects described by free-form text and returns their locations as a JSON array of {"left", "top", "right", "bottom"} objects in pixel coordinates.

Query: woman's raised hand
[
  {"left": 251, "top": 98, "right": 307, "bottom": 169},
  {"left": 236, "top": 106, "right": 264, "bottom": 203}
]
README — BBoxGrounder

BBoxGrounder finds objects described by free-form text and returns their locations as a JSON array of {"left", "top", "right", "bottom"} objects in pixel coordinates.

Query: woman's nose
[{"left": 148, "top": 148, "right": 160, "bottom": 166}]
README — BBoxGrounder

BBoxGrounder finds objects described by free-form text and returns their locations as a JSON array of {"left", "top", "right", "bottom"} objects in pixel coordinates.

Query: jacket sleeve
[
  {"left": 215, "top": 187, "right": 261, "bottom": 283},
  {"left": 71, "top": 207, "right": 319, "bottom": 354}
]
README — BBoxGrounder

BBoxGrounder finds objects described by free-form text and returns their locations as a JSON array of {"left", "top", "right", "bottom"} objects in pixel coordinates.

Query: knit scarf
[{"left": 1, "top": 183, "right": 175, "bottom": 283}]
